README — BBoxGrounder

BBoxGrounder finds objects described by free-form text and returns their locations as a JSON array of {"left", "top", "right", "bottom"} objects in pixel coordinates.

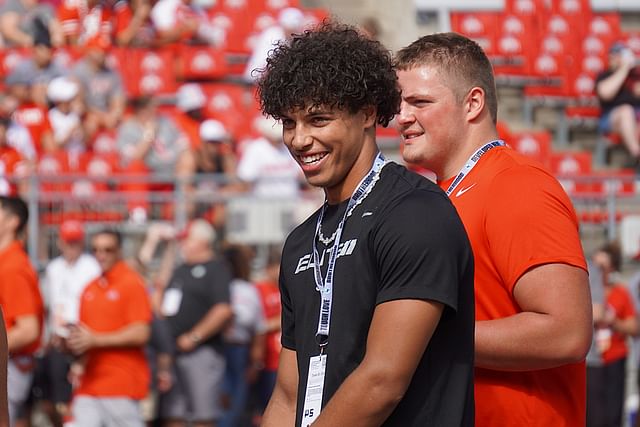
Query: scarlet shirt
[
  {"left": 76, "top": 260, "right": 151, "bottom": 399},
  {"left": 0, "top": 241, "right": 43, "bottom": 356},
  {"left": 13, "top": 103, "right": 53, "bottom": 154},
  {"left": 255, "top": 281, "right": 281, "bottom": 371},
  {"left": 0, "top": 145, "right": 26, "bottom": 196},
  {"left": 440, "top": 146, "right": 588, "bottom": 427},
  {"left": 601, "top": 284, "right": 636, "bottom": 364}
]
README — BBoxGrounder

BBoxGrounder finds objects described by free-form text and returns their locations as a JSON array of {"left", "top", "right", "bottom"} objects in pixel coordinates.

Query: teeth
[{"left": 301, "top": 153, "right": 326, "bottom": 164}]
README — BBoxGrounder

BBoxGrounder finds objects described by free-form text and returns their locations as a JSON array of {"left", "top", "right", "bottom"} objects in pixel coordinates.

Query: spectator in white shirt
[
  {"left": 47, "top": 76, "right": 85, "bottom": 155},
  {"left": 237, "top": 116, "right": 302, "bottom": 198}
]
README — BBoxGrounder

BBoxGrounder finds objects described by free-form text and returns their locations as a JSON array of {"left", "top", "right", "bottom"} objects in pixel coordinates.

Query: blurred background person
[
  {"left": 0, "top": 196, "right": 43, "bottom": 426},
  {"left": 150, "top": 0, "right": 221, "bottom": 47},
  {"left": 8, "top": 21, "right": 66, "bottom": 108},
  {"left": 46, "top": 76, "right": 85, "bottom": 156},
  {"left": 112, "top": 0, "right": 154, "bottom": 47},
  {"left": 236, "top": 116, "right": 301, "bottom": 199},
  {"left": 173, "top": 84, "right": 207, "bottom": 151},
  {"left": 251, "top": 246, "right": 281, "bottom": 427},
  {"left": 5, "top": 71, "right": 55, "bottom": 156},
  {"left": 183, "top": 119, "right": 242, "bottom": 232},
  {"left": 71, "top": 37, "right": 126, "bottom": 140},
  {"left": 39, "top": 219, "right": 100, "bottom": 425},
  {"left": 67, "top": 229, "right": 152, "bottom": 427},
  {"left": 158, "top": 219, "right": 232, "bottom": 427},
  {"left": 0, "top": 117, "right": 30, "bottom": 197},
  {"left": 0, "top": 1, "right": 61, "bottom": 48},
  {"left": 587, "top": 242, "right": 639, "bottom": 427},
  {"left": 596, "top": 41, "right": 640, "bottom": 167},
  {"left": 57, "top": 0, "right": 112, "bottom": 47},
  {"left": 220, "top": 244, "right": 265, "bottom": 427},
  {"left": 117, "top": 95, "right": 191, "bottom": 222}
]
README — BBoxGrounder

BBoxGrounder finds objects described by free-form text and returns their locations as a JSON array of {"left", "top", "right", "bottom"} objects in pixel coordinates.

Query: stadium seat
[
  {"left": 450, "top": 12, "right": 499, "bottom": 58},
  {"left": 508, "top": 130, "right": 552, "bottom": 167},
  {"left": 549, "top": 151, "right": 593, "bottom": 195},
  {"left": 180, "top": 46, "right": 229, "bottom": 80}
]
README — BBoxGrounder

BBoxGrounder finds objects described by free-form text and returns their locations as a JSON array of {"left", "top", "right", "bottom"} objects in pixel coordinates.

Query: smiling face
[
  {"left": 281, "top": 105, "right": 378, "bottom": 204},
  {"left": 396, "top": 65, "right": 467, "bottom": 179}
]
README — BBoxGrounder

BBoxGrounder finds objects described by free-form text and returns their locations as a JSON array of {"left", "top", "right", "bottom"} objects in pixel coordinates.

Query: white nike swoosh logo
[
  {"left": 362, "top": 211, "right": 373, "bottom": 217},
  {"left": 455, "top": 183, "right": 476, "bottom": 197}
]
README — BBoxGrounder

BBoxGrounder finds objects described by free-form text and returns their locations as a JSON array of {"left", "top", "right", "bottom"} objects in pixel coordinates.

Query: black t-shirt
[
  {"left": 280, "top": 162, "right": 475, "bottom": 426},
  {"left": 595, "top": 66, "right": 640, "bottom": 113},
  {"left": 165, "top": 259, "right": 231, "bottom": 352}
]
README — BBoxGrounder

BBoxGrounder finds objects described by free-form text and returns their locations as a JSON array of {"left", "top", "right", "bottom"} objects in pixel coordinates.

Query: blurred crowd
[
  {"left": 0, "top": 0, "right": 320, "bottom": 226},
  {"left": 0, "top": 1, "right": 334, "bottom": 426}
]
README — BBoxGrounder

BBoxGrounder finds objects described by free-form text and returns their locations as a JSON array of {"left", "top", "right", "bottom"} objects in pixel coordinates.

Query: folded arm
[{"left": 475, "top": 263, "right": 592, "bottom": 370}]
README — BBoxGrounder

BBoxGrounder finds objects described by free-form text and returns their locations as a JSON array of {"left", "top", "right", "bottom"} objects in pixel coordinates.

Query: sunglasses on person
[{"left": 91, "top": 245, "right": 118, "bottom": 254}]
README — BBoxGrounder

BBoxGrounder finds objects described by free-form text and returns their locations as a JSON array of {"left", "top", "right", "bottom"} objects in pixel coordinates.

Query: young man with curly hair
[
  {"left": 395, "top": 32, "right": 592, "bottom": 426},
  {"left": 257, "top": 23, "right": 475, "bottom": 427}
]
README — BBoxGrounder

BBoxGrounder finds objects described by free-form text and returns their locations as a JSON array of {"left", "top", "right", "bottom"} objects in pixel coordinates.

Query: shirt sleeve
[
  {"left": 57, "top": 1, "right": 79, "bottom": 36},
  {"left": 209, "top": 262, "right": 231, "bottom": 306},
  {"left": 279, "top": 255, "right": 295, "bottom": 350},
  {"left": 484, "top": 165, "right": 587, "bottom": 293},
  {"left": 125, "top": 274, "right": 152, "bottom": 324},
  {"left": 1, "top": 266, "right": 40, "bottom": 322},
  {"left": 373, "top": 189, "right": 472, "bottom": 312}
]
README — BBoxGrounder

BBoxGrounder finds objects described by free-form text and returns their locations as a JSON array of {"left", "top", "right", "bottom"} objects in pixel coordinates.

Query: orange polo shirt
[
  {"left": 440, "top": 146, "right": 588, "bottom": 427},
  {"left": 0, "top": 241, "right": 43, "bottom": 356},
  {"left": 76, "top": 261, "right": 151, "bottom": 399}
]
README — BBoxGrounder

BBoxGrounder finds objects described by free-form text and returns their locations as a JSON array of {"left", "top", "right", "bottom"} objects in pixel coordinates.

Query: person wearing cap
[
  {"left": 180, "top": 119, "right": 242, "bottom": 233},
  {"left": 47, "top": 77, "right": 85, "bottom": 154},
  {"left": 157, "top": 218, "right": 233, "bottom": 427},
  {"left": 595, "top": 41, "right": 640, "bottom": 166},
  {"left": 236, "top": 115, "right": 302, "bottom": 198},
  {"left": 174, "top": 84, "right": 208, "bottom": 151},
  {"left": 0, "top": 196, "right": 44, "bottom": 426},
  {"left": 243, "top": 7, "right": 306, "bottom": 83},
  {"left": 71, "top": 37, "right": 126, "bottom": 139},
  {"left": 67, "top": 228, "right": 151, "bottom": 427},
  {"left": 40, "top": 219, "right": 100, "bottom": 424}
]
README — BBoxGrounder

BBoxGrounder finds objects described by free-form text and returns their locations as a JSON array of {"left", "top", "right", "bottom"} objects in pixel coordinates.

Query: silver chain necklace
[{"left": 317, "top": 224, "right": 336, "bottom": 245}]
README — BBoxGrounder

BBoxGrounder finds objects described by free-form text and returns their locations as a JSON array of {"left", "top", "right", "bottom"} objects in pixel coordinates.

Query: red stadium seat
[
  {"left": 450, "top": 12, "right": 499, "bottom": 57},
  {"left": 508, "top": 130, "right": 552, "bottom": 167},
  {"left": 180, "top": 46, "right": 228, "bottom": 80}
]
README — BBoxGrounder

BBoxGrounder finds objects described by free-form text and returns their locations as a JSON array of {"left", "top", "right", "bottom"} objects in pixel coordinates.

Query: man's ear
[
  {"left": 465, "top": 87, "right": 485, "bottom": 122},
  {"left": 362, "top": 105, "right": 378, "bottom": 129}
]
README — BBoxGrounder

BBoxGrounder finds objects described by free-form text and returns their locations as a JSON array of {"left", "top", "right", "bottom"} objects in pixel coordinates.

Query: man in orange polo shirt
[
  {"left": 396, "top": 33, "right": 593, "bottom": 426},
  {"left": 67, "top": 229, "right": 151, "bottom": 427},
  {"left": 0, "top": 196, "right": 43, "bottom": 425}
]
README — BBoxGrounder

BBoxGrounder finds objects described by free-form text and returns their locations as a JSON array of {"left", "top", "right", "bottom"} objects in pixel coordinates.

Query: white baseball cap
[
  {"left": 47, "top": 77, "right": 79, "bottom": 103},
  {"left": 200, "top": 119, "right": 230, "bottom": 142}
]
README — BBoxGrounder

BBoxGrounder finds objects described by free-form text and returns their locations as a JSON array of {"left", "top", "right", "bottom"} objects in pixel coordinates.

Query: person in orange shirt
[
  {"left": 0, "top": 117, "right": 29, "bottom": 197},
  {"left": 588, "top": 242, "right": 638, "bottom": 427},
  {"left": 396, "top": 32, "right": 593, "bottom": 426},
  {"left": 66, "top": 229, "right": 151, "bottom": 427},
  {"left": 0, "top": 196, "right": 43, "bottom": 425}
]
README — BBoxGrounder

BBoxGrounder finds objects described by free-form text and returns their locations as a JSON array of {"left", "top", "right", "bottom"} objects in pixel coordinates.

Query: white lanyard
[
  {"left": 311, "top": 153, "right": 386, "bottom": 351},
  {"left": 445, "top": 140, "right": 505, "bottom": 196}
]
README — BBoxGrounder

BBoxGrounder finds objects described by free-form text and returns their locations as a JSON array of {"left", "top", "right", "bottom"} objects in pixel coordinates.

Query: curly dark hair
[{"left": 257, "top": 22, "right": 400, "bottom": 127}]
